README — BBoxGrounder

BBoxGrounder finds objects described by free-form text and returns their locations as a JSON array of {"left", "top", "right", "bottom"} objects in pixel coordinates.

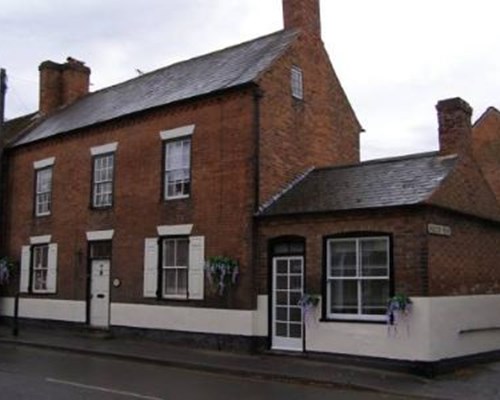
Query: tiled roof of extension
[
  {"left": 13, "top": 29, "right": 299, "bottom": 147},
  {"left": 260, "top": 152, "right": 458, "bottom": 216},
  {"left": 1, "top": 112, "right": 38, "bottom": 146}
]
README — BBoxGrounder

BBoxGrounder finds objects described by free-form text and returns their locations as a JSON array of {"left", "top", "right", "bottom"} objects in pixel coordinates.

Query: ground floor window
[
  {"left": 326, "top": 236, "right": 390, "bottom": 321},
  {"left": 32, "top": 245, "right": 49, "bottom": 292},
  {"left": 162, "top": 237, "right": 189, "bottom": 298},
  {"left": 20, "top": 241, "right": 58, "bottom": 294}
]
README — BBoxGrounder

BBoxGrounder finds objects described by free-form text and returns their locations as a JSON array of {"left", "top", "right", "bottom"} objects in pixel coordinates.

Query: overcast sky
[{"left": 1, "top": 0, "right": 499, "bottom": 160}]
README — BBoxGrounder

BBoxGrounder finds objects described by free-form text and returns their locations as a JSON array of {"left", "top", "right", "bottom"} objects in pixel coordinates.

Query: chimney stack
[
  {"left": 39, "top": 57, "right": 90, "bottom": 116},
  {"left": 283, "top": 0, "right": 321, "bottom": 38},
  {"left": 436, "top": 97, "right": 473, "bottom": 156}
]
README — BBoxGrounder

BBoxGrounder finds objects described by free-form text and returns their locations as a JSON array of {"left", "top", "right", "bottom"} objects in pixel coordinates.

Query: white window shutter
[
  {"left": 20, "top": 246, "right": 31, "bottom": 293},
  {"left": 188, "top": 236, "right": 205, "bottom": 300},
  {"left": 46, "top": 244, "right": 58, "bottom": 293},
  {"left": 143, "top": 238, "right": 159, "bottom": 298}
]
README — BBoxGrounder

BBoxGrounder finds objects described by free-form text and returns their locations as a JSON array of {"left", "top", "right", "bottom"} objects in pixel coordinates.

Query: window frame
[
  {"left": 324, "top": 234, "right": 392, "bottom": 322},
  {"left": 160, "top": 236, "right": 190, "bottom": 299},
  {"left": 31, "top": 244, "right": 50, "bottom": 293},
  {"left": 162, "top": 137, "right": 192, "bottom": 201},
  {"left": 34, "top": 166, "right": 53, "bottom": 217},
  {"left": 291, "top": 65, "right": 304, "bottom": 100},
  {"left": 91, "top": 152, "right": 115, "bottom": 209}
]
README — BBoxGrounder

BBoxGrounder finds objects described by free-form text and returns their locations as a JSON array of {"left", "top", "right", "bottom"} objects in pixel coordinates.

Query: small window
[
  {"left": 35, "top": 167, "right": 52, "bottom": 216},
  {"left": 162, "top": 237, "right": 189, "bottom": 298},
  {"left": 291, "top": 66, "right": 303, "bottom": 100},
  {"left": 326, "top": 236, "right": 390, "bottom": 321},
  {"left": 164, "top": 138, "right": 191, "bottom": 200},
  {"left": 92, "top": 153, "right": 114, "bottom": 208},
  {"left": 32, "top": 245, "right": 49, "bottom": 292},
  {"left": 90, "top": 241, "right": 112, "bottom": 259}
]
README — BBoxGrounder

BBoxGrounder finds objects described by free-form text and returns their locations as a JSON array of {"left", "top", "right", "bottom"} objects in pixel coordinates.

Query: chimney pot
[{"left": 436, "top": 97, "right": 473, "bottom": 156}]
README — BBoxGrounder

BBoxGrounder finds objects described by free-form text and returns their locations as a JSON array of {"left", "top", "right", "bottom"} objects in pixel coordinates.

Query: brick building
[{"left": 1, "top": 0, "right": 499, "bottom": 374}]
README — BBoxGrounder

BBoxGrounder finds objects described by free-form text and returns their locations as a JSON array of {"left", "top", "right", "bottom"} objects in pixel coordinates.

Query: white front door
[
  {"left": 90, "top": 259, "right": 110, "bottom": 328},
  {"left": 272, "top": 256, "right": 304, "bottom": 351}
]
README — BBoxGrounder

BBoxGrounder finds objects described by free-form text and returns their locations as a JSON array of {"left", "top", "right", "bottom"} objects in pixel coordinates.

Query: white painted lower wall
[
  {"left": 2, "top": 294, "right": 499, "bottom": 363},
  {"left": 306, "top": 295, "right": 500, "bottom": 362},
  {"left": 0, "top": 297, "right": 86, "bottom": 323},
  {"left": 111, "top": 295, "right": 269, "bottom": 337}
]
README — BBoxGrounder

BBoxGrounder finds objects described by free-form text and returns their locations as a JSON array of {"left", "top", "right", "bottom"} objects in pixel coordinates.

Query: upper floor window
[
  {"left": 159, "top": 125, "right": 194, "bottom": 201},
  {"left": 164, "top": 138, "right": 191, "bottom": 200},
  {"left": 90, "top": 142, "right": 118, "bottom": 209},
  {"left": 35, "top": 167, "right": 53, "bottom": 217},
  {"left": 326, "top": 236, "right": 390, "bottom": 322},
  {"left": 291, "top": 66, "right": 303, "bottom": 100},
  {"left": 92, "top": 153, "right": 114, "bottom": 208}
]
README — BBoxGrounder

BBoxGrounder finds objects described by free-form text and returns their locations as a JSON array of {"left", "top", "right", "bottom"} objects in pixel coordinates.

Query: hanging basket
[
  {"left": 205, "top": 256, "right": 239, "bottom": 296},
  {"left": 0, "top": 257, "right": 17, "bottom": 286},
  {"left": 387, "top": 293, "right": 412, "bottom": 325}
]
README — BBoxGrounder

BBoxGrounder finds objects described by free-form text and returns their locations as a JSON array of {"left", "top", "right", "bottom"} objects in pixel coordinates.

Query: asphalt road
[{"left": 0, "top": 344, "right": 414, "bottom": 400}]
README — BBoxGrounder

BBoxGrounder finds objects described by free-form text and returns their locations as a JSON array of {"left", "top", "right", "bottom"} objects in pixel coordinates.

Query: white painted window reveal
[
  {"left": 90, "top": 142, "right": 118, "bottom": 156},
  {"left": 159, "top": 124, "right": 195, "bottom": 141},
  {"left": 86, "top": 230, "right": 115, "bottom": 241}
]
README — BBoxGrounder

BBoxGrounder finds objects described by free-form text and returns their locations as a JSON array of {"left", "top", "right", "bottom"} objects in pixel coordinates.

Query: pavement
[{"left": 0, "top": 324, "right": 499, "bottom": 400}]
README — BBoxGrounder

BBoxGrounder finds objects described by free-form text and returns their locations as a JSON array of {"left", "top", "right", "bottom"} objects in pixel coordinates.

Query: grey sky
[{"left": 1, "top": 0, "right": 498, "bottom": 160}]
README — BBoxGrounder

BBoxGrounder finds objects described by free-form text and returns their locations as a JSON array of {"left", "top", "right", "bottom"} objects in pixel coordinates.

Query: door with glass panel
[{"left": 272, "top": 256, "right": 304, "bottom": 351}]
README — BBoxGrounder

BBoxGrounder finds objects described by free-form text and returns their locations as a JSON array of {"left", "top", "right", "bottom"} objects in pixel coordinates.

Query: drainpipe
[
  {"left": 250, "top": 85, "right": 263, "bottom": 351},
  {"left": 0, "top": 68, "right": 6, "bottom": 127},
  {"left": 0, "top": 69, "right": 7, "bottom": 256}
]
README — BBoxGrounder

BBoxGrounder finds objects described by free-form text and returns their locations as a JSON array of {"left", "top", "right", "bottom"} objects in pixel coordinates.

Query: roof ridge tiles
[
  {"left": 312, "top": 151, "right": 445, "bottom": 174},
  {"left": 82, "top": 29, "right": 299, "bottom": 99}
]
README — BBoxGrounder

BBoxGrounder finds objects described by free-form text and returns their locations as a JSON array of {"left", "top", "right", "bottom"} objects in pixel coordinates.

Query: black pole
[
  {"left": 13, "top": 292, "right": 19, "bottom": 336},
  {"left": 0, "top": 68, "right": 6, "bottom": 127}
]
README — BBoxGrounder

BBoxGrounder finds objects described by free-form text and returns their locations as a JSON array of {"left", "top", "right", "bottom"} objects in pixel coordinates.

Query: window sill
[
  {"left": 90, "top": 205, "right": 113, "bottom": 211},
  {"left": 164, "top": 195, "right": 190, "bottom": 202},
  {"left": 35, "top": 213, "right": 51, "bottom": 218},
  {"left": 319, "top": 317, "right": 387, "bottom": 325},
  {"left": 162, "top": 295, "right": 188, "bottom": 301}
]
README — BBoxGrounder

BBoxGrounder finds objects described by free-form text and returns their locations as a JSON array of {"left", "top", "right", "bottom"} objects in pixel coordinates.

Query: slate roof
[
  {"left": 260, "top": 152, "right": 458, "bottom": 216},
  {"left": 14, "top": 29, "right": 299, "bottom": 147},
  {"left": 1, "top": 112, "right": 38, "bottom": 146}
]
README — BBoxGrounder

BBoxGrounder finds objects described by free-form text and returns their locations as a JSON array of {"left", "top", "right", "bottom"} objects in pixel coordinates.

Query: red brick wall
[
  {"left": 258, "top": 208, "right": 429, "bottom": 297},
  {"left": 5, "top": 89, "right": 258, "bottom": 309},
  {"left": 257, "top": 33, "right": 361, "bottom": 205},
  {"left": 259, "top": 207, "right": 500, "bottom": 298},
  {"left": 426, "top": 208, "right": 500, "bottom": 295},
  {"left": 472, "top": 108, "right": 500, "bottom": 204},
  {"left": 429, "top": 152, "right": 500, "bottom": 222}
]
